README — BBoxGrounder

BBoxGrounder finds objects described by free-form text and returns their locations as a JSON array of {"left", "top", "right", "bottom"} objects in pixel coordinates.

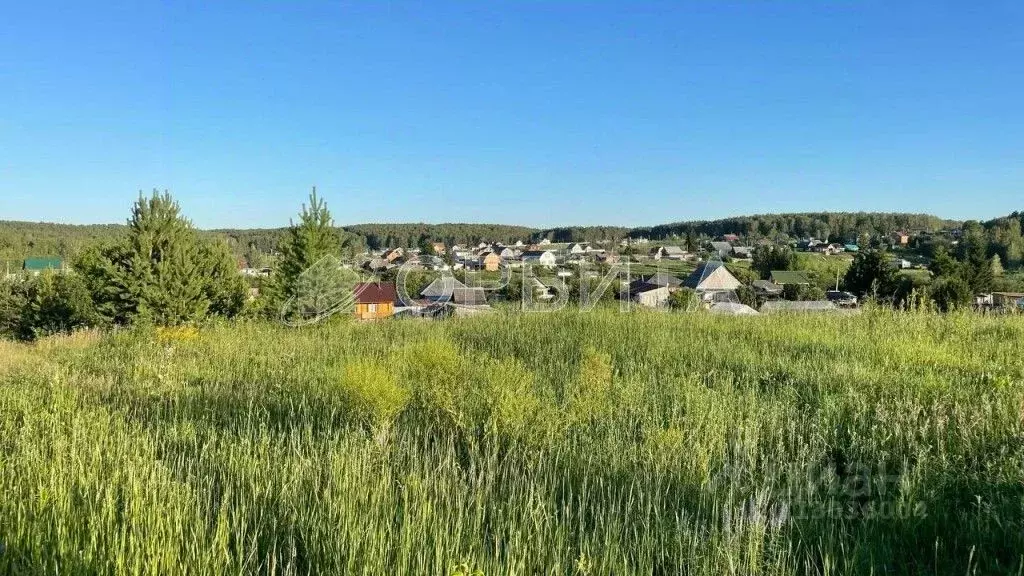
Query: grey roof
[
  {"left": 710, "top": 241, "right": 733, "bottom": 255},
  {"left": 683, "top": 261, "right": 742, "bottom": 291},
  {"left": 752, "top": 279, "right": 783, "bottom": 293},
  {"left": 420, "top": 277, "right": 469, "bottom": 298},
  {"left": 453, "top": 286, "right": 488, "bottom": 305},
  {"left": 629, "top": 282, "right": 665, "bottom": 296},
  {"left": 760, "top": 300, "right": 837, "bottom": 313},
  {"left": 643, "top": 272, "right": 683, "bottom": 288},
  {"left": 709, "top": 302, "right": 759, "bottom": 315}
]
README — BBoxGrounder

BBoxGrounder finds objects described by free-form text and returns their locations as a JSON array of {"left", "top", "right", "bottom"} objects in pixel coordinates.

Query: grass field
[{"left": 1, "top": 310, "right": 1023, "bottom": 575}]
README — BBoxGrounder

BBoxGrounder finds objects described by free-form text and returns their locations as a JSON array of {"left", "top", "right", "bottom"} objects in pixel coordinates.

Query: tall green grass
[{"left": 1, "top": 310, "right": 1023, "bottom": 575}]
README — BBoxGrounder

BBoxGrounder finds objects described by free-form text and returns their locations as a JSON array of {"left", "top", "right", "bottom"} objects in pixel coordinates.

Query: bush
[
  {"left": 0, "top": 280, "right": 27, "bottom": 339},
  {"left": 930, "top": 277, "right": 973, "bottom": 312},
  {"left": 668, "top": 288, "right": 699, "bottom": 311},
  {"left": 18, "top": 273, "right": 102, "bottom": 340},
  {"left": 337, "top": 359, "right": 409, "bottom": 431}
]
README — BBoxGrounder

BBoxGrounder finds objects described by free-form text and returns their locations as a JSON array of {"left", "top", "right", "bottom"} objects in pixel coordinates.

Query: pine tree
[
  {"left": 276, "top": 188, "right": 341, "bottom": 297},
  {"left": 77, "top": 191, "right": 247, "bottom": 326},
  {"left": 274, "top": 189, "right": 354, "bottom": 322}
]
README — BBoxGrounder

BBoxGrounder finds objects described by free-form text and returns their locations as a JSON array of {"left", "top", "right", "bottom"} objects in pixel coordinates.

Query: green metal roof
[{"left": 23, "top": 257, "right": 63, "bottom": 271}]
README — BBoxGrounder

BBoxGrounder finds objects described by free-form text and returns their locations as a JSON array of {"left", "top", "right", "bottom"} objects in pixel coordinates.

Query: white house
[{"left": 521, "top": 250, "right": 557, "bottom": 268}]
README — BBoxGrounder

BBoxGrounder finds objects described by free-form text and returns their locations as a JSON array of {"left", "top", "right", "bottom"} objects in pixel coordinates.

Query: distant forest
[{"left": 3, "top": 211, "right": 1023, "bottom": 268}]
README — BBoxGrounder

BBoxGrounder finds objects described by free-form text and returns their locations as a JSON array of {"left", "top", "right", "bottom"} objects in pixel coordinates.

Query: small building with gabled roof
[
  {"left": 353, "top": 282, "right": 397, "bottom": 320},
  {"left": 419, "top": 277, "right": 469, "bottom": 302}
]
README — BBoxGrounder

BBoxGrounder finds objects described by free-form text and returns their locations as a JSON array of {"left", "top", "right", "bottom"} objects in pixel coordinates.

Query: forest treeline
[{"left": 2, "top": 208, "right": 1023, "bottom": 266}]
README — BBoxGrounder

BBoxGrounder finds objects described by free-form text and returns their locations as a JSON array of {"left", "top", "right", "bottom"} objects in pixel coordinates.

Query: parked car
[{"left": 826, "top": 290, "right": 858, "bottom": 307}]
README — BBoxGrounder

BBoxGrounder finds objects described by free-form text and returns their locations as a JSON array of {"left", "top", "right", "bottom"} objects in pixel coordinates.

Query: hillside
[{"left": 2, "top": 310, "right": 1023, "bottom": 573}]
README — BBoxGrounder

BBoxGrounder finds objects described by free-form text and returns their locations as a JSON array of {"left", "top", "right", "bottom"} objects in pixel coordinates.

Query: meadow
[{"left": 1, "top": 310, "right": 1023, "bottom": 575}]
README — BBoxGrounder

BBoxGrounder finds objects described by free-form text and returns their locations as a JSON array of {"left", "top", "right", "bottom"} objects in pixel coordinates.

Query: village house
[
  {"left": 522, "top": 250, "right": 557, "bottom": 268},
  {"left": 683, "top": 261, "right": 742, "bottom": 301},
  {"left": 640, "top": 272, "right": 683, "bottom": 290},
  {"left": 797, "top": 239, "right": 826, "bottom": 252},
  {"left": 363, "top": 258, "right": 391, "bottom": 273},
  {"left": 992, "top": 292, "right": 1024, "bottom": 311},
  {"left": 721, "top": 233, "right": 740, "bottom": 243},
  {"left": 890, "top": 231, "right": 910, "bottom": 246},
  {"left": 479, "top": 251, "right": 502, "bottom": 272},
  {"left": 419, "top": 277, "right": 469, "bottom": 302},
  {"left": 452, "top": 286, "right": 489, "bottom": 306},
  {"left": 566, "top": 243, "right": 589, "bottom": 255},
  {"left": 597, "top": 252, "right": 620, "bottom": 265},
  {"left": 353, "top": 282, "right": 397, "bottom": 320},
  {"left": 382, "top": 247, "right": 405, "bottom": 263},
  {"left": 628, "top": 283, "right": 671, "bottom": 308},
  {"left": 731, "top": 246, "right": 754, "bottom": 259},
  {"left": 650, "top": 245, "right": 688, "bottom": 261},
  {"left": 492, "top": 246, "right": 518, "bottom": 260},
  {"left": 709, "top": 241, "right": 733, "bottom": 259},
  {"left": 431, "top": 242, "right": 447, "bottom": 255},
  {"left": 752, "top": 279, "right": 783, "bottom": 298}
]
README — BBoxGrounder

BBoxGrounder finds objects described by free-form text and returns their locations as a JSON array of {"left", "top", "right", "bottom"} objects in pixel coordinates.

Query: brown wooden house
[
  {"left": 353, "top": 282, "right": 397, "bottom": 320},
  {"left": 479, "top": 251, "right": 501, "bottom": 272}
]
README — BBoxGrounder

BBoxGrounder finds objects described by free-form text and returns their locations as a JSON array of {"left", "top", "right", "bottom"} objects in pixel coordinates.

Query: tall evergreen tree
[
  {"left": 276, "top": 188, "right": 341, "bottom": 297},
  {"left": 76, "top": 191, "right": 246, "bottom": 326},
  {"left": 274, "top": 189, "right": 355, "bottom": 322}
]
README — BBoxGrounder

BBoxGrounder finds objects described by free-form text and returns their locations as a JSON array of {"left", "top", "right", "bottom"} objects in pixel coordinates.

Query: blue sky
[{"left": 1, "top": 1, "right": 1022, "bottom": 229}]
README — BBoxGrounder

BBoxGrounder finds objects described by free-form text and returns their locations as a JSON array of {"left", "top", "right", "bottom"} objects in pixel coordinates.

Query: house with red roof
[{"left": 353, "top": 282, "right": 397, "bottom": 320}]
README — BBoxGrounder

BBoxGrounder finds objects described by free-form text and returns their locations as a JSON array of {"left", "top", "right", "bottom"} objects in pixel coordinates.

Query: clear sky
[{"left": 1, "top": 1, "right": 1022, "bottom": 229}]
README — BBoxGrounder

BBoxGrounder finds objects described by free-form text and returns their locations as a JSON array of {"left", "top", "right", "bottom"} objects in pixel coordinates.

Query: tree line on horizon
[{"left": 4, "top": 201, "right": 1018, "bottom": 264}]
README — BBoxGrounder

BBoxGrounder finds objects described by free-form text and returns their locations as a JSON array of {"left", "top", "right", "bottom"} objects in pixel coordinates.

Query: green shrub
[{"left": 337, "top": 359, "right": 409, "bottom": 431}]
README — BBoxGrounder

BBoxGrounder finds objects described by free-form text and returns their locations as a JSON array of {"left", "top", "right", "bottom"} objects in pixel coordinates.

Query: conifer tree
[
  {"left": 276, "top": 188, "right": 341, "bottom": 297},
  {"left": 77, "top": 191, "right": 246, "bottom": 326},
  {"left": 274, "top": 188, "right": 355, "bottom": 322}
]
